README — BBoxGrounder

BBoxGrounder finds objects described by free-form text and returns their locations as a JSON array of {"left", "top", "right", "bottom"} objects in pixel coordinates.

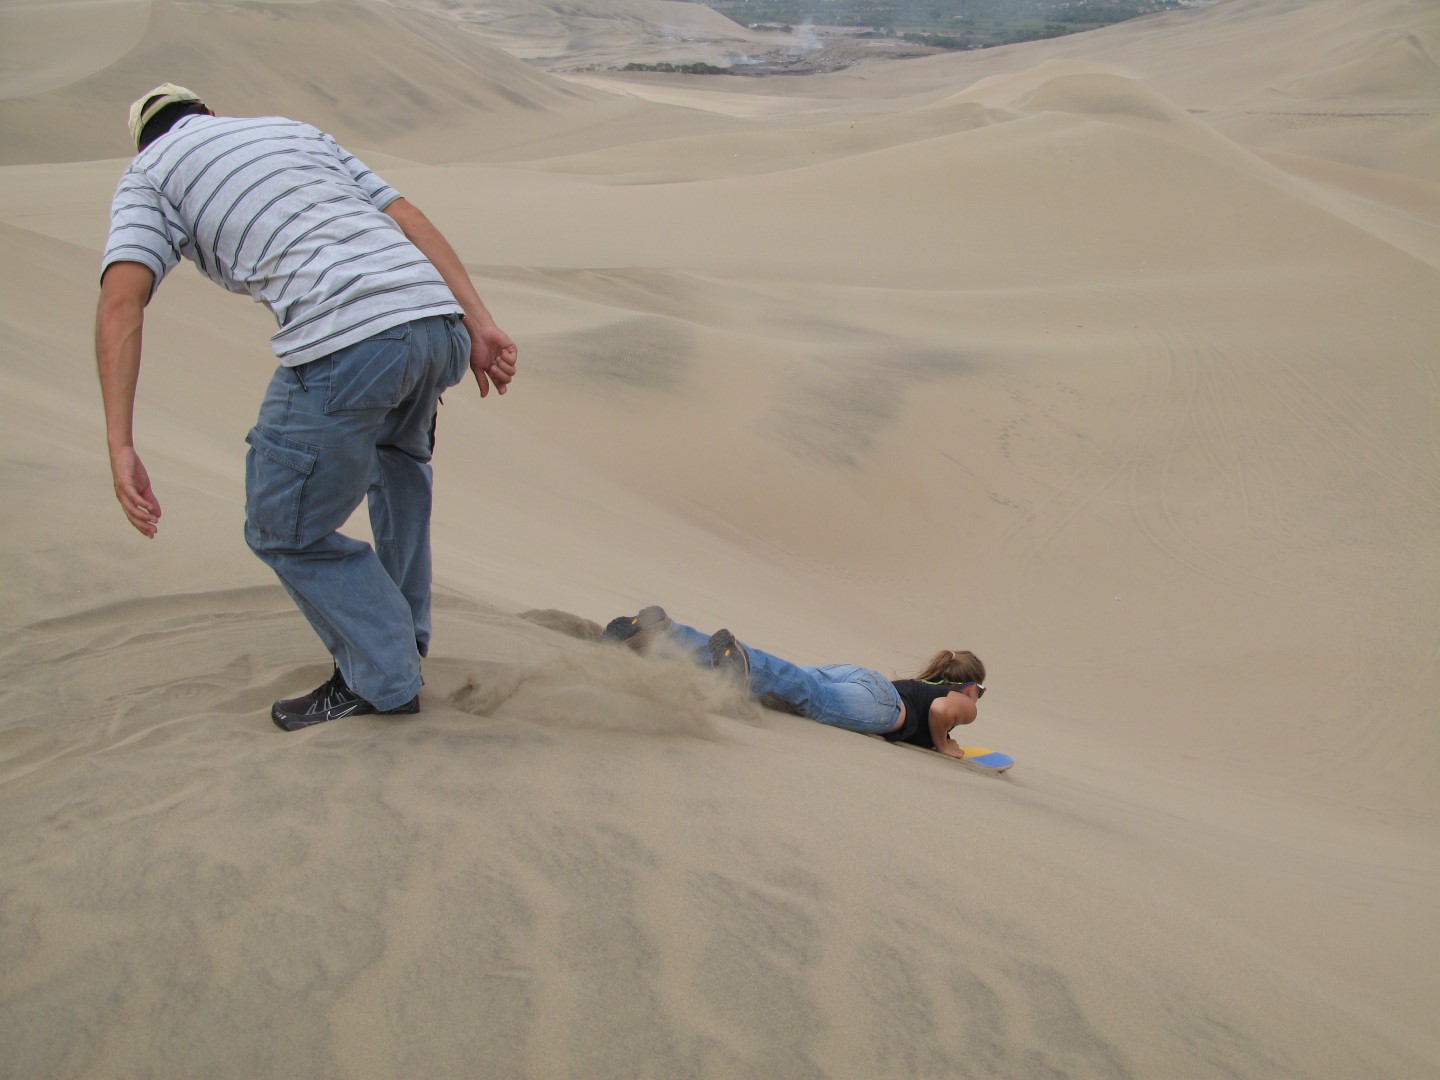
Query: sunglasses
[{"left": 957, "top": 681, "right": 987, "bottom": 698}]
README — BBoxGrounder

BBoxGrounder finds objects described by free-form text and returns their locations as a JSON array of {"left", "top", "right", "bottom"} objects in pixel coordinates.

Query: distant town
[
  {"left": 610, "top": 1, "right": 1203, "bottom": 75},
  {"left": 695, "top": 0, "right": 1196, "bottom": 48}
]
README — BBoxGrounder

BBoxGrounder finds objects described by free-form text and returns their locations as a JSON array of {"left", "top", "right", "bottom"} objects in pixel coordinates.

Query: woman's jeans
[
  {"left": 244, "top": 314, "right": 470, "bottom": 710},
  {"left": 664, "top": 621, "right": 903, "bottom": 735}
]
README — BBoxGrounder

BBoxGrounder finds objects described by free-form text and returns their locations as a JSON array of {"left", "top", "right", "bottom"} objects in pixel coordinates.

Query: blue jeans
[
  {"left": 244, "top": 314, "right": 470, "bottom": 710},
  {"left": 664, "top": 620, "right": 903, "bottom": 734}
]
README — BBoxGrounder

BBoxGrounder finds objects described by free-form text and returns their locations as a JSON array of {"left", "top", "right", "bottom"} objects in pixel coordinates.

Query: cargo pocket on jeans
[{"left": 245, "top": 426, "right": 319, "bottom": 546}]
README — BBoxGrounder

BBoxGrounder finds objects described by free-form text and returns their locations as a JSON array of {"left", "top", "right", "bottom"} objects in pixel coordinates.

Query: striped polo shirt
[{"left": 102, "top": 114, "right": 461, "bottom": 366}]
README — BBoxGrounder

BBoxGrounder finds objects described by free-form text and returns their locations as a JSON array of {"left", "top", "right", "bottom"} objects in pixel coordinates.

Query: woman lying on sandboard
[{"left": 601, "top": 606, "right": 985, "bottom": 759}]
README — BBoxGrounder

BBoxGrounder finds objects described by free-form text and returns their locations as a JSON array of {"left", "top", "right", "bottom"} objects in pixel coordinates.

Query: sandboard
[
  {"left": 953, "top": 746, "right": 1015, "bottom": 773},
  {"left": 866, "top": 735, "right": 1015, "bottom": 773}
]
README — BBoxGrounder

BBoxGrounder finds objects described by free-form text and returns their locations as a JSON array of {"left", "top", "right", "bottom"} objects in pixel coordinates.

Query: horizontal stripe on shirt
[{"left": 102, "top": 114, "right": 461, "bottom": 366}]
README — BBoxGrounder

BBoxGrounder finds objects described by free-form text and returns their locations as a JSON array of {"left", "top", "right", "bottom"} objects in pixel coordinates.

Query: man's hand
[
  {"left": 469, "top": 320, "right": 517, "bottom": 398},
  {"left": 110, "top": 444, "right": 162, "bottom": 538}
]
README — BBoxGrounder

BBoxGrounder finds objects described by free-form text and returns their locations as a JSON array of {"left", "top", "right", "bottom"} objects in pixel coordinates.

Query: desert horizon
[{"left": 2, "top": 0, "right": 1437, "bottom": 1076}]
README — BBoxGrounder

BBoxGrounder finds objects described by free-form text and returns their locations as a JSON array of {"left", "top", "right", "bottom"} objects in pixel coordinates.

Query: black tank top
[{"left": 886, "top": 680, "right": 964, "bottom": 749}]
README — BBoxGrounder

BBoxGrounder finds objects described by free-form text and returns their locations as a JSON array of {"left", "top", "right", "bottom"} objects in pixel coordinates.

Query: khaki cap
[{"left": 128, "top": 83, "right": 203, "bottom": 149}]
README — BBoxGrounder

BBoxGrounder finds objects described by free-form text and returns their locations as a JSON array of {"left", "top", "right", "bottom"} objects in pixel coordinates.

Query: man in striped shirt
[{"left": 97, "top": 84, "right": 519, "bottom": 731}]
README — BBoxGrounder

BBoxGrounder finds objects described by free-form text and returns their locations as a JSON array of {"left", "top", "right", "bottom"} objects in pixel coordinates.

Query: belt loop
[{"left": 293, "top": 364, "right": 308, "bottom": 392}]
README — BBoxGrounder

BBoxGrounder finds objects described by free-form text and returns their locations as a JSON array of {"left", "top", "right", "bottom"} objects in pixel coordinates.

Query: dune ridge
[{"left": 1, "top": 0, "right": 1437, "bottom": 1076}]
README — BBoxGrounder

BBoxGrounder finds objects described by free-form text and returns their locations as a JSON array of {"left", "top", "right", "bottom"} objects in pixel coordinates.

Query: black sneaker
[
  {"left": 600, "top": 605, "right": 671, "bottom": 652},
  {"left": 706, "top": 629, "right": 751, "bottom": 685},
  {"left": 271, "top": 667, "right": 420, "bottom": 732}
]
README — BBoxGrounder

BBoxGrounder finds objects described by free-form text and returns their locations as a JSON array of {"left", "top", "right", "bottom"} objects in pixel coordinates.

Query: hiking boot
[
  {"left": 707, "top": 628, "right": 751, "bottom": 686},
  {"left": 600, "top": 605, "right": 671, "bottom": 652},
  {"left": 271, "top": 667, "right": 420, "bottom": 732}
]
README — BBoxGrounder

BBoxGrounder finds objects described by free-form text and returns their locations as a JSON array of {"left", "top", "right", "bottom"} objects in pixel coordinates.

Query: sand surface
[{"left": 2, "top": 0, "right": 1437, "bottom": 1076}]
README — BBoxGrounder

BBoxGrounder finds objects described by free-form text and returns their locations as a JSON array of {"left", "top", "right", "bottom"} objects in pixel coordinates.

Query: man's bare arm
[
  {"left": 96, "top": 261, "right": 161, "bottom": 537},
  {"left": 383, "top": 197, "right": 517, "bottom": 397}
]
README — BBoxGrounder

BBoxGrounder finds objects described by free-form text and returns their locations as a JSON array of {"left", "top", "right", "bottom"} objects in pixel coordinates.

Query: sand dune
[
  {"left": 1, "top": 0, "right": 1437, "bottom": 1076},
  {"left": 840, "top": 0, "right": 1440, "bottom": 110},
  {"left": 828, "top": 0, "right": 1440, "bottom": 183},
  {"left": 0, "top": 0, "right": 625, "bottom": 165},
  {"left": 0, "top": 0, "right": 151, "bottom": 99}
]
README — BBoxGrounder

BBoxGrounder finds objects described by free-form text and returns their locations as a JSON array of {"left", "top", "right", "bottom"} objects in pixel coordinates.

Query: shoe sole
[
  {"left": 601, "top": 605, "right": 670, "bottom": 650},
  {"left": 707, "top": 629, "right": 751, "bottom": 683}
]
